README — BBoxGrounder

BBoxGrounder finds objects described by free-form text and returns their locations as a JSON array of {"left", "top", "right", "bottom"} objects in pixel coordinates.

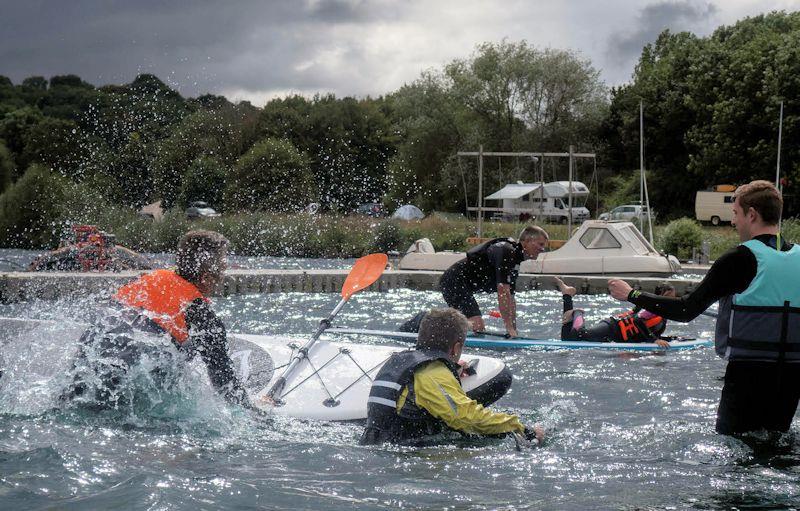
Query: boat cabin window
[
  {"left": 618, "top": 225, "right": 652, "bottom": 255},
  {"left": 579, "top": 228, "right": 622, "bottom": 249}
]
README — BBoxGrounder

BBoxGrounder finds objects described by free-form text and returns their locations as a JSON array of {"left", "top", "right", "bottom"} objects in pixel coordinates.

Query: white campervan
[
  {"left": 695, "top": 187, "right": 735, "bottom": 225},
  {"left": 483, "top": 181, "right": 591, "bottom": 224}
]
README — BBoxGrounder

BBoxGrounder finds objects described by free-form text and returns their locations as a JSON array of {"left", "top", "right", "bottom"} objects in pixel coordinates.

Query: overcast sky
[{"left": 0, "top": 0, "right": 796, "bottom": 105}]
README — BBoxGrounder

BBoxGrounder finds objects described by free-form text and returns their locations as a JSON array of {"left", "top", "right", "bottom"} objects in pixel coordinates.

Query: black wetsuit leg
[
  {"left": 560, "top": 295, "right": 616, "bottom": 341},
  {"left": 439, "top": 267, "right": 482, "bottom": 319},
  {"left": 716, "top": 361, "right": 800, "bottom": 434}
]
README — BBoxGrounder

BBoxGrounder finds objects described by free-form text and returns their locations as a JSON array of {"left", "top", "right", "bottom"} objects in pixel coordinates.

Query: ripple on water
[{"left": 0, "top": 288, "right": 798, "bottom": 509}]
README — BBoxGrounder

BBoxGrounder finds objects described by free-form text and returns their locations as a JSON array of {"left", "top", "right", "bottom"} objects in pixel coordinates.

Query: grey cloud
[
  {"left": 0, "top": 0, "right": 399, "bottom": 97},
  {"left": 605, "top": 1, "right": 719, "bottom": 81}
]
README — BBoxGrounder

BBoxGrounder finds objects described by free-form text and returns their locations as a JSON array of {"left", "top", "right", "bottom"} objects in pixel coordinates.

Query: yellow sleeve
[{"left": 409, "top": 361, "right": 524, "bottom": 436}]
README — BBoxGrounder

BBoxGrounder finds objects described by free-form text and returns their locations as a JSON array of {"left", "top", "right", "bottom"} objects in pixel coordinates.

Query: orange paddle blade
[{"left": 341, "top": 253, "right": 388, "bottom": 300}]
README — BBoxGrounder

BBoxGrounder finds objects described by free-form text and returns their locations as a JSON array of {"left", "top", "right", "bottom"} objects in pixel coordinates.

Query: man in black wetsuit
[
  {"left": 609, "top": 180, "right": 800, "bottom": 435},
  {"left": 439, "top": 226, "right": 549, "bottom": 337},
  {"left": 66, "top": 230, "right": 250, "bottom": 408}
]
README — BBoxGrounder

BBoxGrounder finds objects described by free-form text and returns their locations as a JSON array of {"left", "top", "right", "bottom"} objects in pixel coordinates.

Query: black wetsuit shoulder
[
  {"left": 629, "top": 234, "right": 791, "bottom": 322},
  {"left": 185, "top": 299, "right": 250, "bottom": 406}
]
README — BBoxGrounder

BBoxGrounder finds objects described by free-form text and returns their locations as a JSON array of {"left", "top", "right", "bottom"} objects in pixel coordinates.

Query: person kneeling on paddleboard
[
  {"left": 361, "top": 307, "right": 543, "bottom": 447},
  {"left": 65, "top": 230, "right": 250, "bottom": 407},
  {"left": 556, "top": 277, "right": 675, "bottom": 347}
]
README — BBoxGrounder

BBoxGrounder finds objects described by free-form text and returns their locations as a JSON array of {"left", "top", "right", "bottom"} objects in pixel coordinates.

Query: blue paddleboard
[{"left": 326, "top": 328, "right": 712, "bottom": 351}]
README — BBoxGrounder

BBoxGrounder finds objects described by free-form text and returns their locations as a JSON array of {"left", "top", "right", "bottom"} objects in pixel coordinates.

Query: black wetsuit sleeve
[
  {"left": 628, "top": 245, "right": 756, "bottom": 322},
  {"left": 185, "top": 299, "right": 250, "bottom": 407},
  {"left": 487, "top": 243, "right": 517, "bottom": 291}
]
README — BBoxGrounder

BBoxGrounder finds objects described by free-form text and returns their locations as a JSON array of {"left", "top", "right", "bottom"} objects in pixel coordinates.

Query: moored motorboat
[{"left": 398, "top": 220, "right": 681, "bottom": 277}]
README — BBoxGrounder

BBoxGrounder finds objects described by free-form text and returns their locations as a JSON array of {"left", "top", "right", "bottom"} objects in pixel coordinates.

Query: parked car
[
  {"left": 185, "top": 201, "right": 221, "bottom": 219},
  {"left": 598, "top": 204, "right": 655, "bottom": 222},
  {"left": 354, "top": 203, "right": 386, "bottom": 217},
  {"left": 695, "top": 190, "right": 735, "bottom": 225}
]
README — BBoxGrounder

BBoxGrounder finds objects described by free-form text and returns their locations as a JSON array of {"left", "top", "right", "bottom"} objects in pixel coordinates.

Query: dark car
[
  {"left": 185, "top": 201, "right": 221, "bottom": 219},
  {"left": 355, "top": 203, "right": 386, "bottom": 217}
]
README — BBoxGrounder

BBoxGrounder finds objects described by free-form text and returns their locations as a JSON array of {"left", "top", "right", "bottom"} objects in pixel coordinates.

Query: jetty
[{"left": 0, "top": 269, "right": 703, "bottom": 304}]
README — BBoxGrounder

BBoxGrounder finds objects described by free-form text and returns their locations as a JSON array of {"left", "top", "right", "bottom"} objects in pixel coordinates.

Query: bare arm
[{"left": 497, "top": 283, "right": 517, "bottom": 337}]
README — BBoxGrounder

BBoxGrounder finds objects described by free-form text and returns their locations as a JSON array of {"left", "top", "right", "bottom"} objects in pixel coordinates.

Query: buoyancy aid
[
  {"left": 715, "top": 238, "right": 800, "bottom": 362},
  {"left": 361, "top": 349, "right": 460, "bottom": 444},
  {"left": 113, "top": 269, "right": 206, "bottom": 344},
  {"left": 612, "top": 309, "right": 666, "bottom": 341},
  {"left": 466, "top": 237, "right": 516, "bottom": 262}
]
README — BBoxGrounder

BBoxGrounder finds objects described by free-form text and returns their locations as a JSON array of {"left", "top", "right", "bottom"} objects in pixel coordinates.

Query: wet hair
[
  {"left": 654, "top": 284, "right": 675, "bottom": 296},
  {"left": 416, "top": 308, "right": 468, "bottom": 352},
  {"left": 519, "top": 225, "right": 549, "bottom": 243},
  {"left": 734, "top": 180, "right": 783, "bottom": 225},
  {"left": 175, "top": 230, "right": 228, "bottom": 285}
]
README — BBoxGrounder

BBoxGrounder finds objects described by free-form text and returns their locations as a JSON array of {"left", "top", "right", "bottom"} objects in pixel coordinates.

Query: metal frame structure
[{"left": 458, "top": 146, "right": 597, "bottom": 236}]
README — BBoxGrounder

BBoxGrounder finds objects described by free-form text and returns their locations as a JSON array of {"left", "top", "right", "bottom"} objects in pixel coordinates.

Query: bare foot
[{"left": 554, "top": 277, "right": 576, "bottom": 296}]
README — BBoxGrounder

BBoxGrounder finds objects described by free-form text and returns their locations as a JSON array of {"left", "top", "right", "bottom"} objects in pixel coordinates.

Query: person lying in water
[
  {"left": 555, "top": 277, "right": 675, "bottom": 346},
  {"left": 361, "top": 307, "right": 544, "bottom": 447},
  {"left": 64, "top": 230, "right": 250, "bottom": 408}
]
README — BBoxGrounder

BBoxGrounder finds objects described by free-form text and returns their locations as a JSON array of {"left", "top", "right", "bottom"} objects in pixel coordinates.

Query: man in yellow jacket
[{"left": 360, "top": 307, "right": 544, "bottom": 446}]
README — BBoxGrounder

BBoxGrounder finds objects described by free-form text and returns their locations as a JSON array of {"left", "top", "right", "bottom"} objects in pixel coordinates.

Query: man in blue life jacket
[
  {"left": 439, "top": 226, "right": 549, "bottom": 337},
  {"left": 360, "top": 307, "right": 544, "bottom": 446},
  {"left": 608, "top": 180, "right": 800, "bottom": 435}
]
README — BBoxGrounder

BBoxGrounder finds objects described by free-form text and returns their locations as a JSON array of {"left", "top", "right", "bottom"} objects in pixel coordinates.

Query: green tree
[
  {"left": 0, "top": 140, "right": 14, "bottom": 194},
  {"left": 225, "top": 138, "right": 314, "bottom": 212},
  {"left": 0, "top": 164, "right": 68, "bottom": 248},
  {"left": 177, "top": 156, "right": 227, "bottom": 209}
]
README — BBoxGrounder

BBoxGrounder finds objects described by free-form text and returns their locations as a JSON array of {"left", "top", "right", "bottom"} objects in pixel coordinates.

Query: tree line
[{"left": 1, "top": 11, "right": 798, "bottom": 249}]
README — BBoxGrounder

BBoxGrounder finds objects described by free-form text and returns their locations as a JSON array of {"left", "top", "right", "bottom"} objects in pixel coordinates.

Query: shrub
[
  {"left": 0, "top": 164, "right": 68, "bottom": 248},
  {"left": 176, "top": 156, "right": 228, "bottom": 211},
  {"left": 658, "top": 217, "right": 704, "bottom": 260},
  {"left": 372, "top": 220, "right": 401, "bottom": 252},
  {"left": 225, "top": 138, "right": 314, "bottom": 213}
]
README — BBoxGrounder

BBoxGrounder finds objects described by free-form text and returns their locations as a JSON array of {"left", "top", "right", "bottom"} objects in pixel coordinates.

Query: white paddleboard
[
  {"left": 233, "top": 333, "right": 508, "bottom": 421},
  {"left": 0, "top": 317, "right": 509, "bottom": 422}
]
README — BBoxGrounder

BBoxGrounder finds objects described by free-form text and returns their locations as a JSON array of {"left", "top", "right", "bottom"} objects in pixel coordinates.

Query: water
[
  {"left": 1, "top": 288, "right": 799, "bottom": 510},
  {"left": 0, "top": 249, "right": 355, "bottom": 272}
]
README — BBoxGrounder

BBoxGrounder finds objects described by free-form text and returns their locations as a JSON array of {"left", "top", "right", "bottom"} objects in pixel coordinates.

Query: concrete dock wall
[{"left": 0, "top": 269, "right": 701, "bottom": 304}]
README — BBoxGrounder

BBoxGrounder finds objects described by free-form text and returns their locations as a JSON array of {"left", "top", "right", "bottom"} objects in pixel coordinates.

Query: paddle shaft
[{"left": 266, "top": 297, "right": 347, "bottom": 401}]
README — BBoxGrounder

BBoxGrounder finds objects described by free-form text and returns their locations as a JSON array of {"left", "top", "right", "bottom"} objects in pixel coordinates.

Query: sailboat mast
[{"left": 640, "top": 101, "right": 654, "bottom": 245}]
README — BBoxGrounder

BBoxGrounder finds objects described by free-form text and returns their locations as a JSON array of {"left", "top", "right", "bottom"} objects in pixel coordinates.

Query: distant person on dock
[
  {"left": 609, "top": 180, "right": 800, "bottom": 435},
  {"left": 65, "top": 230, "right": 250, "bottom": 407},
  {"left": 361, "top": 307, "right": 544, "bottom": 447},
  {"left": 556, "top": 277, "right": 674, "bottom": 346},
  {"left": 439, "top": 225, "right": 549, "bottom": 337}
]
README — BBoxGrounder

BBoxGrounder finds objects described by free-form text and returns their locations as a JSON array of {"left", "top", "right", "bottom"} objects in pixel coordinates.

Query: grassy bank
[{"left": 8, "top": 204, "right": 800, "bottom": 261}]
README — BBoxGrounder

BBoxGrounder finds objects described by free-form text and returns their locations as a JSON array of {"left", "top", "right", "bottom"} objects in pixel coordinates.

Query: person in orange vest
[
  {"left": 65, "top": 230, "right": 250, "bottom": 407},
  {"left": 555, "top": 277, "right": 675, "bottom": 346}
]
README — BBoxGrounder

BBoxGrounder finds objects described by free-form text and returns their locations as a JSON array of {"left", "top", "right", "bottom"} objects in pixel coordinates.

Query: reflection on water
[{"left": 0, "top": 288, "right": 797, "bottom": 509}]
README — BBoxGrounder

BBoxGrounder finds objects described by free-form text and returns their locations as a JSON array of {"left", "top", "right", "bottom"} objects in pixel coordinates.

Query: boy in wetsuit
[
  {"left": 66, "top": 230, "right": 249, "bottom": 408},
  {"left": 557, "top": 277, "right": 674, "bottom": 347}
]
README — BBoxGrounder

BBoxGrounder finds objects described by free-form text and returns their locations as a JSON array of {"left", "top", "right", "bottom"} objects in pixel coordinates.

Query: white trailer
[
  {"left": 483, "top": 181, "right": 591, "bottom": 224},
  {"left": 695, "top": 190, "right": 735, "bottom": 225}
]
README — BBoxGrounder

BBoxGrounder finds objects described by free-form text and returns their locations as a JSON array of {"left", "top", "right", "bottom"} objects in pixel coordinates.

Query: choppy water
[
  {"left": 0, "top": 249, "right": 355, "bottom": 271},
  {"left": 1, "top": 288, "right": 798, "bottom": 510}
]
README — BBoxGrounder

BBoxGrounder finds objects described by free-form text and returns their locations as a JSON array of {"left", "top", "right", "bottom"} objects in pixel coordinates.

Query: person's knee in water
[{"left": 361, "top": 307, "right": 544, "bottom": 446}]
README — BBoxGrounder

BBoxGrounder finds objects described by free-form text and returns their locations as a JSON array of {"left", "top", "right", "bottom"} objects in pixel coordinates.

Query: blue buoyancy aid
[
  {"left": 360, "top": 349, "right": 460, "bottom": 444},
  {"left": 715, "top": 238, "right": 800, "bottom": 362}
]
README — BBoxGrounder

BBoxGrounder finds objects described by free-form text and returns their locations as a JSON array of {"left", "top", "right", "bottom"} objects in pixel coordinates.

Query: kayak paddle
[{"left": 264, "top": 253, "right": 389, "bottom": 404}]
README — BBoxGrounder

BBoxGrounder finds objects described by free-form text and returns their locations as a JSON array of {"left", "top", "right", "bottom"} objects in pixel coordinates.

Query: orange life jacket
[
  {"left": 613, "top": 310, "right": 665, "bottom": 341},
  {"left": 113, "top": 269, "right": 206, "bottom": 343}
]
